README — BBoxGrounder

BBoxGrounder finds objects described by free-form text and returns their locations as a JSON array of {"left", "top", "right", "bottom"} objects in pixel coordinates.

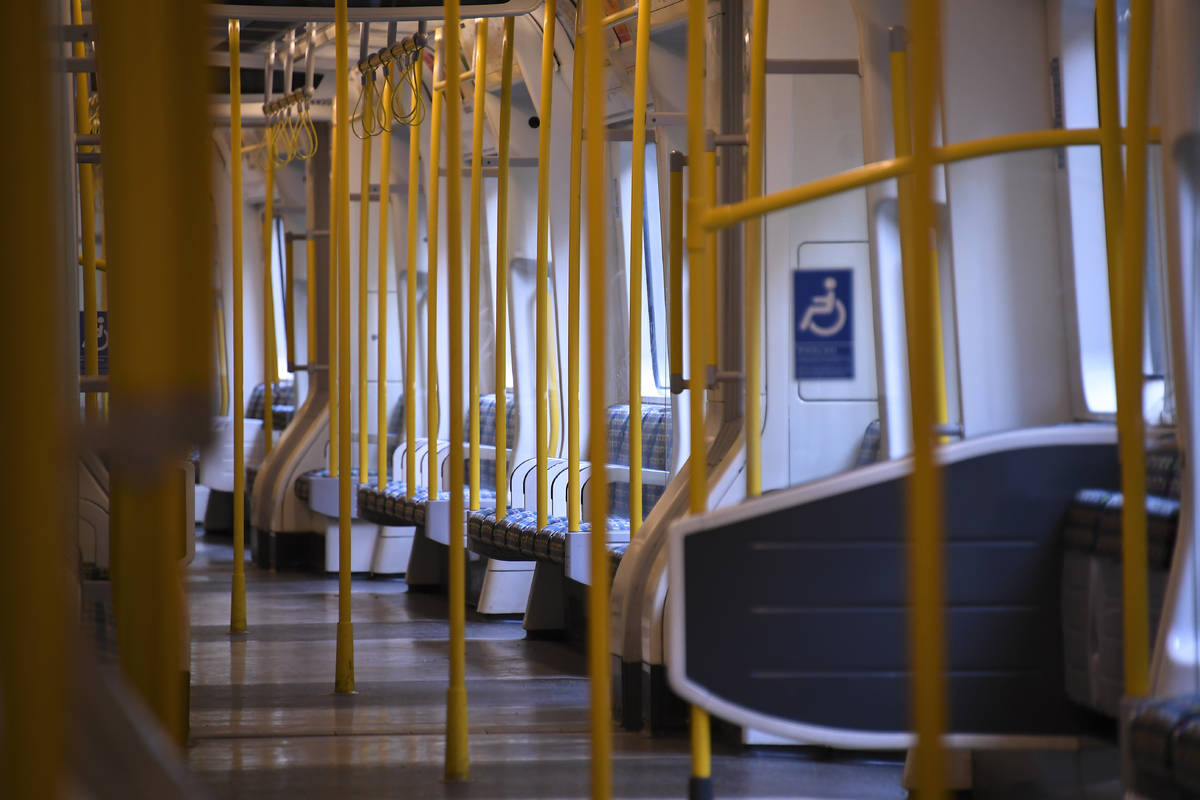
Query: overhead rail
[
  {"left": 229, "top": 19, "right": 248, "bottom": 634},
  {"left": 468, "top": 18, "right": 488, "bottom": 512},
  {"left": 494, "top": 17, "right": 515, "bottom": 511}
]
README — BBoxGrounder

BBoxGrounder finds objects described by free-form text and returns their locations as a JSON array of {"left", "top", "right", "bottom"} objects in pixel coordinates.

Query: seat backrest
[
  {"left": 607, "top": 403, "right": 673, "bottom": 520},
  {"left": 1146, "top": 436, "right": 1182, "bottom": 500},
  {"left": 478, "top": 391, "right": 517, "bottom": 491},
  {"left": 246, "top": 380, "right": 296, "bottom": 421},
  {"left": 854, "top": 419, "right": 882, "bottom": 467}
]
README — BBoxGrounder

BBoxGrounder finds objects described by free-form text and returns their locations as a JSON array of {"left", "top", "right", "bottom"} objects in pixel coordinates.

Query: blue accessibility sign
[
  {"left": 794, "top": 269, "right": 853, "bottom": 379},
  {"left": 79, "top": 310, "right": 109, "bottom": 375}
]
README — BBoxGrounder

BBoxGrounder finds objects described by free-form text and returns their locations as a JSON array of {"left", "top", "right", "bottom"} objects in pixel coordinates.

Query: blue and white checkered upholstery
[
  {"left": 467, "top": 507, "right": 630, "bottom": 567},
  {"left": 606, "top": 403, "right": 672, "bottom": 520},
  {"left": 854, "top": 419, "right": 883, "bottom": 467},
  {"left": 476, "top": 391, "right": 517, "bottom": 494},
  {"left": 246, "top": 380, "right": 297, "bottom": 430}
]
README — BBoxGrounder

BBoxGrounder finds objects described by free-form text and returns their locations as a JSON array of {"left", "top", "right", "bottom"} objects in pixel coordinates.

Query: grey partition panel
[{"left": 680, "top": 441, "right": 1118, "bottom": 737}]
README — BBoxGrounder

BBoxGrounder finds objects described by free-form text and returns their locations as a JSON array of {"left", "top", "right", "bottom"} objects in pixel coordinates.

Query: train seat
[
  {"left": 855, "top": 419, "right": 883, "bottom": 466},
  {"left": 1128, "top": 695, "right": 1200, "bottom": 799},
  {"left": 246, "top": 380, "right": 297, "bottom": 430},
  {"left": 1061, "top": 437, "right": 1181, "bottom": 717}
]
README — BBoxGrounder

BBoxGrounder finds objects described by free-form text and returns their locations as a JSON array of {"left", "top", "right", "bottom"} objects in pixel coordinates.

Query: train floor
[{"left": 184, "top": 531, "right": 1122, "bottom": 799}]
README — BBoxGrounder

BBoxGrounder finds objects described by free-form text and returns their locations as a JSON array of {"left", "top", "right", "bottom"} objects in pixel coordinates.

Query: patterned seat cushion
[
  {"left": 1094, "top": 493, "right": 1180, "bottom": 570},
  {"left": 1128, "top": 695, "right": 1200, "bottom": 797},
  {"left": 477, "top": 391, "right": 517, "bottom": 492},
  {"left": 247, "top": 380, "right": 297, "bottom": 428},
  {"left": 466, "top": 508, "right": 629, "bottom": 567},
  {"left": 854, "top": 419, "right": 883, "bottom": 466},
  {"left": 357, "top": 480, "right": 407, "bottom": 525},
  {"left": 606, "top": 403, "right": 673, "bottom": 520}
]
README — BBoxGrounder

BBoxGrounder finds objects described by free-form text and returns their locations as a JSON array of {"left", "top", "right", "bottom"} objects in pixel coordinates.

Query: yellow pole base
[
  {"left": 444, "top": 684, "right": 470, "bottom": 780},
  {"left": 334, "top": 621, "right": 355, "bottom": 693},
  {"left": 230, "top": 571, "right": 247, "bottom": 634}
]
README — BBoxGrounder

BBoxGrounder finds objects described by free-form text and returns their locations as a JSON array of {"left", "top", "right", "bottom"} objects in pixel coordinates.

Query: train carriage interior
[{"left": 7, "top": 0, "right": 1200, "bottom": 797}]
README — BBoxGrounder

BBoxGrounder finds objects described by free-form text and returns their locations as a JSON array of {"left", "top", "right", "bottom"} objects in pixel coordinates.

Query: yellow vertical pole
[
  {"left": 468, "top": 20, "right": 489, "bottom": 511},
  {"left": 1117, "top": 0, "right": 1153, "bottom": 700},
  {"left": 495, "top": 17, "right": 515, "bottom": 510},
  {"left": 685, "top": 1, "right": 713, "bottom": 795},
  {"left": 358, "top": 86, "right": 373, "bottom": 481},
  {"left": 405, "top": 57, "right": 422, "bottom": 495},
  {"left": 744, "top": 0, "right": 768, "bottom": 498},
  {"left": 73, "top": 0, "right": 99, "bottom": 423},
  {"left": 378, "top": 66, "right": 394, "bottom": 487},
  {"left": 308, "top": 237, "right": 317, "bottom": 374},
  {"left": 668, "top": 157, "right": 684, "bottom": 392},
  {"left": 1096, "top": 0, "right": 1126, "bottom": 368},
  {"left": 583, "top": 4, "right": 613, "bottom": 797},
  {"left": 285, "top": 236, "right": 296, "bottom": 368},
  {"left": 703, "top": 151, "right": 717, "bottom": 371},
  {"left": 94, "top": 0, "right": 213, "bottom": 745},
  {"left": 264, "top": 134, "right": 276, "bottom": 451},
  {"left": 567, "top": 12, "right": 586, "bottom": 533},
  {"left": 443, "top": 0, "right": 470, "bottom": 781},
  {"left": 334, "top": 0, "right": 355, "bottom": 695},
  {"left": 627, "top": 0, "right": 651, "bottom": 533},
  {"left": 902, "top": 0, "right": 947, "bottom": 795},
  {"left": 230, "top": 20, "right": 248, "bottom": 635},
  {"left": 427, "top": 31, "right": 444, "bottom": 497},
  {"left": 329, "top": 111, "right": 340, "bottom": 476},
  {"left": 535, "top": 0, "right": 558, "bottom": 531},
  {"left": 1, "top": 0, "right": 68, "bottom": 791}
]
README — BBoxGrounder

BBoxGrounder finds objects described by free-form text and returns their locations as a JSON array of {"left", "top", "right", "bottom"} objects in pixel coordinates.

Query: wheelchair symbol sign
[{"left": 794, "top": 269, "right": 853, "bottom": 379}]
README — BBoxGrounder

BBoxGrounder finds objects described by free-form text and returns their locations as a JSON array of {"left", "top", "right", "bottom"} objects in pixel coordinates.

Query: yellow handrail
[
  {"left": 329, "top": 111, "right": 340, "bottom": 475},
  {"left": 703, "top": 151, "right": 717, "bottom": 370},
  {"left": 535, "top": 0, "right": 557, "bottom": 531},
  {"left": 627, "top": 0, "right": 651, "bottom": 534},
  {"left": 263, "top": 132, "right": 276, "bottom": 451},
  {"left": 307, "top": 237, "right": 317, "bottom": 380},
  {"left": 468, "top": 19, "right": 488, "bottom": 512},
  {"left": 427, "top": 31, "right": 444, "bottom": 497},
  {"left": 668, "top": 154, "right": 684, "bottom": 393},
  {"left": 377, "top": 64, "right": 394, "bottom": 487},
  {"left": 443, "top": 1, "right": 469, "bottom": 781},
  {"left": 358, "top": 87, "right": 373, "bottom": 481},
  {"left": 685, "top": 0, "right": 713, "bottom": 794},
  {"left": 904, "top": 0, "right": 947, "bottom": 795},
  {"left": 567, "top": 13, "right": 585, "bottom": 532},
  {"left": 285, "top": 234, "right": 296, "bottom": 368},
  {"left": 95, "top": 0, "right": 211, "bottom": 745},
  {"left": 1096, "top": 0, "right": 1125, "bottom": 380},
  {"left": 74, "top": 0, "right": 99, "bottom": 423},
  {"left": 582, "top": 5, "right": 613, "bottom": 798},
  {"left": 405, "top": 57, "right": 422, "bottom": 497},
  {"left": 601, "top": 4, "right": 636, "bottom": 29},
  {"left": 1117, "top": 0, "right": 1153, "bottom": 700},
  {"left": 229, "top": 19, "right": 248, "bottom": 635},
  {"left": 334, "top": 0, "right": 355, "bottom": 695},
  {"left": 3, "top": 0, "right": 69, "bottom": 787},
  {"left": 495, "top": 17, "right": 515, "bottom": 511},
  {"left": 744, "top": 0, "right": 767, "bottom": 498}
]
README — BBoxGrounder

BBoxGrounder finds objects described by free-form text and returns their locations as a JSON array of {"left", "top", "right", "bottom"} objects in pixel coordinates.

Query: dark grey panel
[{"left": 683, "top": 442, "right": 1119, "bottom": 736}]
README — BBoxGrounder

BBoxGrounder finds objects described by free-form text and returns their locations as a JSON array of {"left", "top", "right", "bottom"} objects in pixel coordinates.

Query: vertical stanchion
[
  {"left": 308, "top": 225, "right": 318, "bottom": 383},
  {"left": 229, "top": 20, "right": 248, "bottom": 635},
  {"left": 902, "top": 0, "right": 947, "bottom": 795},
  {"left": 1, "top": 1, "right": 69, "bottom": 791},
  {"left": 668, "top": 153, "right": 684, "bottom": 394},
  {"left": 495, "top": 17, "right": 515, "bottom": 510},
  {"left": 684, "top": 2, "right": 713, "bottom": 797},
  {"left": 567, "top": 11, "right": 586, "bottom": 533},
  {"left": 378, "top": 66, "right": 394, "bottom": 487},
  {"left": 405, "top": 56, "right": 422, "bottom": 495},
  {"left": 94, "top": 0, "right": 213, "bottom": 745},
  {"left": 468, "top": 19, "right": 489, "bottom": 511},
  {"left": 329, "top": 112, "right": 340, "bottom": 475},
  {"left": 744, "top": 0, "right": 768, "bottom": 498},
  {"left": 1117, "top": 0, "right": 1153, "bottom": 701},
  {"left": 535, "top": 0, "right": 557, "bottom": 531},
  {"left": 334, "top": 0, "right": 355, "bottom": 695},
  {"left": 627, "top": 0, "right": 651, "bottom": 533},
  {"left": 1096, "top": 0, "right": 1126, "bottom": 370},
  {"left": 285, "top": 235, "right": 296, "bottom": 369},
  {"left": 427, "top": 31, "right": 444, "bottom": 497},
  {"left": 443, "top": 0, "right": 470, "bottom": 780},
  {"left": 73, "top": 0, "right": 99, "bottom": 422},
  {"left": 582, "top": 4, "right": 613, "bottom": 797},
  {"left": 263, "top": 129, "right": 277, "bottom": 452},
  {"left": 358, "top": 83, "right": 373, "bottom": 481}
]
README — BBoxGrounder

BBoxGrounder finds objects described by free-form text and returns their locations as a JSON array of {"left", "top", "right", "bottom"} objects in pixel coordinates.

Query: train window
[
  {"left": 615, "top": 140, "right": 669, "bottom": 396},
  {"left": 1057, "top": 2, "right": 1169, "bottom": 421}
]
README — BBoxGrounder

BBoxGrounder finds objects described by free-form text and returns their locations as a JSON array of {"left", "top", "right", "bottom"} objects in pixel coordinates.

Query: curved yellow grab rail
[
  {"left": 535, "top": 0, "right": 557, "bottom": 531},
  {"left": 495, "top": 18, "right": 515, "bottom": 511},
  {"left": 334, "top": 0, "right": 355, "bottom": 695},
  {"left": 627, "top": 0, "right": 651, "bottom": 534},
  {"left": 582, "top": 6, "right": 613, "bottom": 798},
  {"left": 358, "top": 85, "right": 373, "bottom": 481},
  {"left": 442, "top": 1, "right": 469, "bottom": 781},
  {"left": 405, "top": 57, "right": 422, "bottom": 496},
  {"left": 567, "top": 12, "right": 585, "bottom": 532},
  {"left": 377, "top": 64, "right": 394, "bottom": 487},
  {"left": 685, "top": 0, "right": 713, "bottom": 795},
  {"left": 229, "top": 19, "right": 248, "bottom": 635},
  {"left": 427, "top": 31, "right": 444, "bottom": 497},
  {"left": 744, "top": 0, "right": 768, "bottom": 498},
  {"left": 1117, "top": 0, "right": 1154, "bottom": 701},
  {"left": 468, "top": 19, "right": 488, "bottom": 512}
]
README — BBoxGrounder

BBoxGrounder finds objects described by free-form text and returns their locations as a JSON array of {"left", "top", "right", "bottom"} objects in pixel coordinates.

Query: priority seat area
[{"left": 466, "top": 403, "right": 672, "bottom": 577}]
